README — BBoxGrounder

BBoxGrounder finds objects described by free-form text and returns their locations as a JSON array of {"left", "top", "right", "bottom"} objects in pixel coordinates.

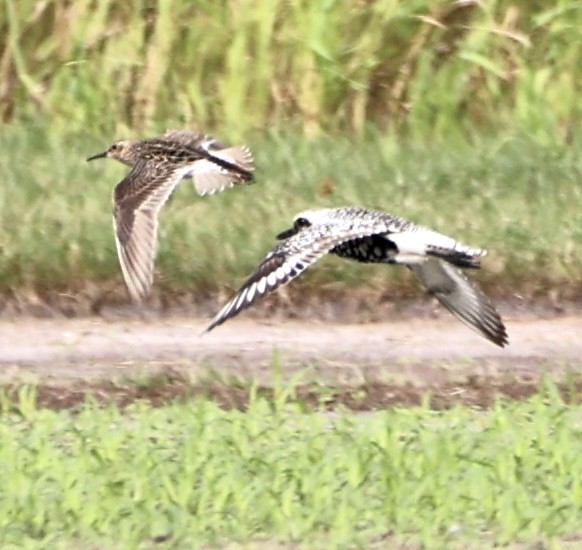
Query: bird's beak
[
  {"left": 276, "top": 226, "right": 297, "bottom": 240},
  {"left": 86, "top": 151, "right": 107, "bottom": 161}
]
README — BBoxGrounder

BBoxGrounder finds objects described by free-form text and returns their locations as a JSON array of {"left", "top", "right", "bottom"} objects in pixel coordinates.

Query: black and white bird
[
  {"left": 205, "top": 206, "right": 508, "bottom": 347},
  {"left": 87, "top": 129, "right": 255, "bottom": 303}
]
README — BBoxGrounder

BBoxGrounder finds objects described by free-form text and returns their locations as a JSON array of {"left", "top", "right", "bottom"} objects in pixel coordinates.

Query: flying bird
[
  {"left": 87, "top": 129, "right": 255, "bottom": 303},
  {"left": 205, "top": 207, "right": 508, "bottom": 347}
]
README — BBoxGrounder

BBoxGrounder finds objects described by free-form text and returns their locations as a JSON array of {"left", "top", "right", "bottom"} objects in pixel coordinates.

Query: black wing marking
[
  {"left": 188, "top": 144, "right": 255, "bottom": 195},
  {"left": 204, "top": 245, "right": 320, "bottom": 333},
  {"left": 330, "top": 234, "right": 397, "bottom": 263},
  {"left": 160, "top": 130, "right": 254, "bottom": 194},
  {"left": 205, "top": 222, "right": 389, "bottom": 332}
]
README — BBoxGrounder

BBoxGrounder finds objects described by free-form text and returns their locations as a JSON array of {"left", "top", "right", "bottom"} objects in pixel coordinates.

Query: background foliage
[
  {"left": 0, "top": 0, "right": 580, "bottom": 300},
  {"left": 1, "top": 5, "right": 581, "bottom": 547},
  {"left": 1, "top": 0, "right": 580, "bottom": 140}
]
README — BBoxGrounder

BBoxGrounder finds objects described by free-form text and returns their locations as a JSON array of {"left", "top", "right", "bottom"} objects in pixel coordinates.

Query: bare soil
[{"left": 0, "top": 303, "right": 580, "bottom": 411}]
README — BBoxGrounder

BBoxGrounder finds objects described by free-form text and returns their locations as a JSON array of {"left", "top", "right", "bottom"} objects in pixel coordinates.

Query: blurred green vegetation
[
  {"left": 0, "top": 1, "right": 580, "bottom": 300},
  {"left": 0, "top": 126, "right": 580, "bottom": 298},
  {"left": 0, "top": 0, "right": 580, "bottom": 140},
  {"left": 1, "top": 382, "right": 582, "bottom": 548}
]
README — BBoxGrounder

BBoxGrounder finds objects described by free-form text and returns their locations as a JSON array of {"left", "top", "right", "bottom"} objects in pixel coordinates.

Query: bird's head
[
  {"left": 87, "top": 140, "right": 137, "bottom": 166},
  {"left": 275, "top": 209, "right": 336, "bottom": 240}
]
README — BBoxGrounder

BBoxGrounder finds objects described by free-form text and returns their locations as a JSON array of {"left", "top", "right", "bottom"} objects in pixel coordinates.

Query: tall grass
[
  {"left": 1, "top": 1, "right": 580, "bottom": 301},
  {"left": 0, "top": 0, "right": 579, "bottom": 140},
  {"left": 0, "top": 125, "right": 580, "bottom": 298}
]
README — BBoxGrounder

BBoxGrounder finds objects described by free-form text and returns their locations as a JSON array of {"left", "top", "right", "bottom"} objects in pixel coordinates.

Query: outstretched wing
[
  {"left": 113, "top": 162, "right": 183, "bottom": 303},
  {"left": 204, "top": 222, "right": 383, "bottom": 332},
  {"left": 190, "top": 144, "right": 255, "bottom": 195},
  {"left": 162, "top": 129, "right": 255, "bottom": 196},
  {"left": 410, "top": 259, "right": 508, "bottom": 347},
  {"left": 161, "top": 129, "right": 206, "bottom": 144}
]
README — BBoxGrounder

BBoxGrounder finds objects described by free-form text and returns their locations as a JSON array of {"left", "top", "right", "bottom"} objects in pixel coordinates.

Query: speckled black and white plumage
[
  {"left": 87, "top": 129, "right": 255, "bottom": 303},
  {"left": 205, "top": 207, "right": 508, "bottom": 347}
]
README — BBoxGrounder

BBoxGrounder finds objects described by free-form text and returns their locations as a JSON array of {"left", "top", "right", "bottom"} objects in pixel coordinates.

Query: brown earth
[
  {"left": 0, "top": 302, "right": 580, "bottom": 411},
  {"left": 0, "top": 309, "right": 580, "bottom": 549}
]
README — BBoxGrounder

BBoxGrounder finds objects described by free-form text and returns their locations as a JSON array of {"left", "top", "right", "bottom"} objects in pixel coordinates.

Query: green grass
[
  {"left": 0, "top": 382, "right": 581, "bottom": 548},
  {"left": 0, "top": 1, "right": 580, "bottom": 140},
  {"left": 1, "top": 1, "right": 581, "bottom": 302},
  {"left": 0, "top": 125, "right": 581, "bottom": 298}
]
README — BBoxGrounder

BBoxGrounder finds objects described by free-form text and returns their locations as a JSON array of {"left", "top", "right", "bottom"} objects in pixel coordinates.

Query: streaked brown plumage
[{"left": 88, "top": 129, "right": 255, "bottom": 303}]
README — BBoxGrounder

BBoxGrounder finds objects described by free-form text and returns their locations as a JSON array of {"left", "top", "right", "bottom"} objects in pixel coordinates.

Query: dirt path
[{"left": 0, "top": 313, "right": 579, "bottom": 385}]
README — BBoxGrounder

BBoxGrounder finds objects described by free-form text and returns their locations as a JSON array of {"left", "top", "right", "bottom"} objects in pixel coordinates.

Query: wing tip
[
  {"left": 200, "top": 323, "right": 215, "bottom": 335},
  {"left": 203, "top": 309, "right": 234, "bottom": 334},
  {"left": 128, "top": 285, "right": 150, "bottom": 304},
  {"left": 474, "top": 303, "right": 509, "bottom": 348},
  {"left": 203, "top": 294, "right": 242, "bottom": 333},
  {"left": 490, "top": 324, "right": 509, "bottom": 348}
]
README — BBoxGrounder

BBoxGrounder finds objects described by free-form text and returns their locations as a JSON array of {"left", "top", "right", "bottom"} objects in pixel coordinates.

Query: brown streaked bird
[
  {"left": 87, "top": 129, "right": 255, "bottom": 303},
  {"left": 205, "top": 206, "right": 508, "bottom": 347}
]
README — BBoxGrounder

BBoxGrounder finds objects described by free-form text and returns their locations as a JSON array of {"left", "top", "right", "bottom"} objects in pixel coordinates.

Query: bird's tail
[{"left": 426, "top": 244, "right": 485, "bottom": 269}]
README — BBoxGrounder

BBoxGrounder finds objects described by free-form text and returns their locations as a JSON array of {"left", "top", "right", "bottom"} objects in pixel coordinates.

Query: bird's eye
[
  {"left": 294, "top": 217, "right": 310, "bottom": 229},
  {"left": 110, "top": 143, "right": 119, "bottom": 152}
]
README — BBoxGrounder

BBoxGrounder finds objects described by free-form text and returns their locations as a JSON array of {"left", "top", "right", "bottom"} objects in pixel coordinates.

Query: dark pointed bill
[
  {"left": 204, "top": 206, "right": 508, "bottom": 347},
  {"left": 87, "top": 151, "right": 108, "bottom": 161},
  {"left": 276, "top": 226, "right": 298, "bottom": 240}
]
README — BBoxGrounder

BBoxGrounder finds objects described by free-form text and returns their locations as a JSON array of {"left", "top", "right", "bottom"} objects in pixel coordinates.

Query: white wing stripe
[
  {"left": 205, "top": 207, "right": 507, "bottom": 346},
  {"left": 267, "top": 272, "right": 278, "bottom": 287},
  {"left": 257, "top": 278, "right": 267, "bottom": 294},
  {"left": 246, "top": 283, "right": 257, "bottom": 303}
]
